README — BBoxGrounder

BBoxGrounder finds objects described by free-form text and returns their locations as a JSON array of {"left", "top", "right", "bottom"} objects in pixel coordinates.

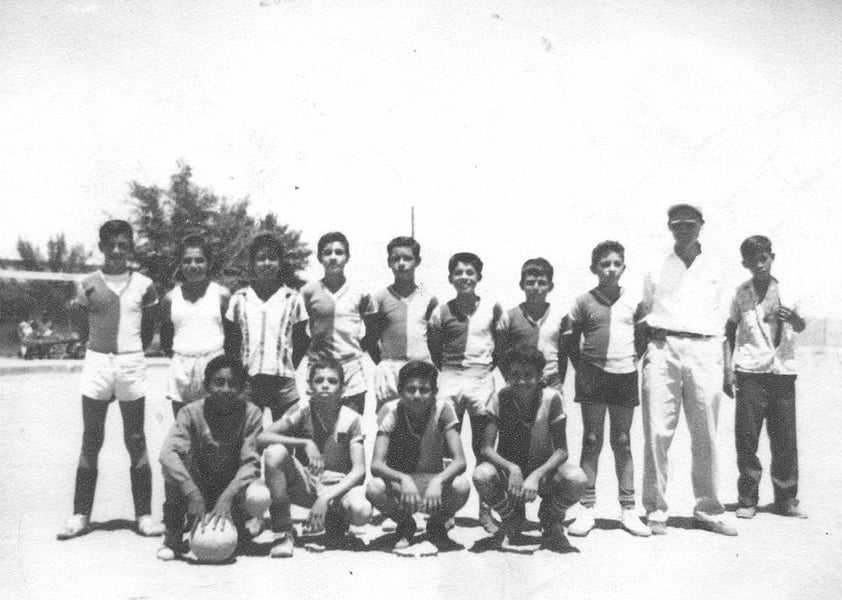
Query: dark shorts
[
  {"left": 247, "top": 374, "right": 300, "bottom": 420},
  {"left": 574, "top": 360, "right": 639, "bottom": 407}
]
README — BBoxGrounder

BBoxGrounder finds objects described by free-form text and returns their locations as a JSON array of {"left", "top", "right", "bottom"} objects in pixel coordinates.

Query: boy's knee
[
  {"left": 450, "top": 474, "right": 471, "bottom": 501},
  {"left": 610, "top": 431, "right": 631, "bottom": 453},
  {"left": 244, "top": 480, "right": 271, "bottom": 518},
  {"left": 555, "top": 463, "right": 587, "bottom": 490},
  {"left": 472, "top": 462, "right": 498, "bottom": 490},
  {"left": 583, "top": 429, "right": 603, "bottom": 449},
  {"left": 344, "top": 489, "right": 373, "bottom": 526},
  {"left": 365, "top": 477, "right": 388, "bottom": 503},
  {"left": 263, "top": 444, "right": 290, "bottom": 470}
]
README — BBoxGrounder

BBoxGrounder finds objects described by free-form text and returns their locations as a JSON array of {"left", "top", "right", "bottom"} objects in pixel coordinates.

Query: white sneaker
[
  {"left": 567, "top": 507, "right": 595, "bottom": 537},
  {"left": 620, "top": 509, "right": 651, "bottom": 537},
  {"left": 57, "top": 514, "right": 90, "bottom": 540},
  {"left": 381, "top": 517, "right": 397, "bottom": 533},
  {"left": 137, "top": 515, "right": 165, "bottom": 537}
]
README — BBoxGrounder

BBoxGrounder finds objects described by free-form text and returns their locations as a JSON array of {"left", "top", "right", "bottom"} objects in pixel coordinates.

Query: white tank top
[{"left": 171, "top": 281, "right": 225, "bottom": 355}]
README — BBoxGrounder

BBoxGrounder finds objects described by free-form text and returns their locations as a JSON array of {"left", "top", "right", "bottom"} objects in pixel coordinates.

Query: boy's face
[
  {"left": 668, "top": 208, "right": 703, "bottom": 248},
  {"left": 252, "top": 246, "right": 282, "bottom": 282},
  {"left": 591, "top": 251, "right": 626, "bottom": 287},
  {"left": 319, "top": 241, "right": 349, "bottom": 276},
  {"left": 206, "top": 367, "right": 243, "bottom": 413},
  {"left": 99, "top": 233, "right": 133, "bottom": 273},
  {"left": 181, "top": 247, "right": 208, "bottom": 283},
  {"left": 520, "top": 273, "right": 553, "bottom": 304},
  {"left": 399, "top": 376, "right": 436, "bottom": 418},
  {"left": 387, "top": 246, "right": 419, "bottom": 282},
  {"left": 742, "top": 251, "right": 774, "bottom": 282},
  {"left": 448, "top": 261, "right": 481, "bottom": 295},
  {"left": 309, "top": 367, "right": 344, "bottom": 403},
  {"left": 507, "top": 361, "right": 542, "bottom": 400}
]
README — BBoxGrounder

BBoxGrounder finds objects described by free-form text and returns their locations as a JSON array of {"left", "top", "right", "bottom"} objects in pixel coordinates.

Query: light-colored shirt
[
  {"left": 226, "top": 285, "right": 305, "bottom": 377},
  {"left": 378, "top": 400, "right": 458, "bottom": 473},
  {"left": 370, "top": 285, "right": 438, "bottom": 361},
  {"left": 497, "top": 303, "right": 566, "bottom": 386},
  {"left": 300, "top": 280, "right": 375, "bottom": 363},
  {"left": 641, "top": 250, "right": 726, "bottom": 337},
  {"left": 730, "top": 278, "right": 800, "bottom": 375},
  {"left": 276, "top": 402, "right": 364, "bottom": 479},
  {"left": 486, "top": 386, "right": 566, "bottom": 475},
  {"left": 76, "top": 270, "right": 157, "bottom": 354},
  {"left": 428, "top": 297, "right": 503, "bottom": 371},
  {"left": 566, "top": 288, "right": 638, "bottom": 374},
  {"left": 171, "top": 281, "right": 225, "bottom": 355}
]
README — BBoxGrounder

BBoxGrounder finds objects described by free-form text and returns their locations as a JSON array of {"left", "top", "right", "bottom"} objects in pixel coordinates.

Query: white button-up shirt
[{"left": 641, "top": 249, "right": 727, "bottom": 337}]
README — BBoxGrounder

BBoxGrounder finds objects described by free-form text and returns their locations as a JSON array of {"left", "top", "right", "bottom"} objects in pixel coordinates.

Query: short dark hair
[
  {"left": 591, "top": 240, "right": 625, "bottom": 267},
  {"left": 386, "top": 236, "right": 421, "bottom": 260},
  {"left": 317, "top": 232, "right": 350, "bottom": 258},
  {"left": 448, "top": 252, "right": 483, "bottom": 276},
  {"left": 503, "top": 345, "right": 546, "bottom": 376},
  {"left": 203, "top": 355, "right": 246, "bottom": 388},
  {"left": 740, "top": 235, "right": 773, "bottom": 261},
  {"left": 248, "top": 232, "right": 284, "bottom": 263},
  {"left": 179, "top": 233, "right": 213, "bottom": 265},
  {"left": 99, "top": 220, "right": 134, "bottom": 245},
  {"left": 520, "top": 257, "right": 553, "bottom": 282},
  {"left": 397, "top": 360, "right": 438, "bottom": 392},
  {"left": 308, "top": 356, "right": 345, "bottom": 384}
]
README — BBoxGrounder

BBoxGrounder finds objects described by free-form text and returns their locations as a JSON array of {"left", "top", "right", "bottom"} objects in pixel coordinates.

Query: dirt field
[{"left": 1, "top": 349, "right": 840, "bottom": 600}]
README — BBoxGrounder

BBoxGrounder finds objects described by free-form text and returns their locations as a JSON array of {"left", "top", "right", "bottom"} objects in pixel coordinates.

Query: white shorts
[
  {"left": 80, "top": 350, "right": 147, "bottom": 402},
  {"left": 340, "top": 357, "right": 367, "bottom": 398},
  {"left": 438, "top": 367, "right": 495, "bottom": 419},
  {"left": 374, "top": 359, "right": 406, "bottom": 410},
  {"left": 167, "top": 348, "right": 224, "bottom": 404}
]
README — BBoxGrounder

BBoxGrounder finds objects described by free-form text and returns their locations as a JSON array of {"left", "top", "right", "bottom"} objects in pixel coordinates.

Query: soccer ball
[{"left": 190, "top": 520, "right": 239, "bottom": 563}]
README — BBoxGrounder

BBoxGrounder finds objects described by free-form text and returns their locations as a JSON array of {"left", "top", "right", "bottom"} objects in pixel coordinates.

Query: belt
[{"left": 650, "top": 328, "right": 716, "bottom": 340}]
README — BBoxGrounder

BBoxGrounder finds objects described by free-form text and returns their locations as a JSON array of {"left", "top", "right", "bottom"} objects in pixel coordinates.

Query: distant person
[
  {"left": 427, "top": 251, "right": 503, "bottom": 529},
  {"left": 300, "top": 232, "right": 377, "bottom": 415},
  {"left": 473, "top": 347, "right": 586, "bottom": 552},
  {"left": 259, "top": 357, "right": 372, "bottom": 558},
  {"left": 496, "top": 257, "right": 567, "bottom": 397},
  {"left": 226, "top": 233, "right": 308, "bottom": 421},
  {"left": 636, "top": 205, "right": 736, "bottom": 536},
  {"left": 364, "top": 236, "right": 438, "bottom": 413},
  {"left": 562, "top": 241, "right": 651, "bottom": 537},
  {"left": 17, "top": 318, "right": 34, "bottom": 359},
  {"left": 57, "top": 219, "right": 164, "bottom": 540},
  {"left": 726, "top": 235, "right": 807, "bottom": 519},
  {"left": 160, "top": 234, "right": 232, "bottom": 417},
  {"left": 157, "top": 355, "right": 270, "bottom": 560},
  {"left": 366, "top": 361, "right": 470, "bottom": 556}
]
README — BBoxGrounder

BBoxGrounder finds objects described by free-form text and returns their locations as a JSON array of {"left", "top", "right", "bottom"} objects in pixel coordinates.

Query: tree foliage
[{"left": 130, "top": 162, "right": 310, "bottom": 293}]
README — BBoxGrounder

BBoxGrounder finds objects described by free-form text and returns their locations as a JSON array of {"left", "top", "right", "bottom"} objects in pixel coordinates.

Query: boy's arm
[
  {"left": 257, "top": 408, "right": 324, "bottom": 473},
  {"left": 223, "top": 294, "right": 242, "bottom": 360},
  {"left": 633, "top": 301, "right": 651, "bottom": 360},
  {"left": 292, "top": 321, "right": 309, "bottom": 368},
  {"left": 158, "top": 293, "right": 174, "bottom": 358},
  {"left": 361, "top": 312, "right": 383, "bottom": 364},
  {"left": 478, "top": 418, "right": 519, "bottom": 474},
  {"left": 559, "top": 312, "right": 582, "bottom": 371},
  {"left": 493, "top": 312, "right": 510, "bottom": 378},
  {"left": 318, "top": 437, "right": 366, "bottom": 504},
  {"left": 159, "top": 411, "right": 204, "bottom": 507},
  {"left": 69, "top": 281, "right": 90, "bottom": 344},
  {"left": 436, "top": 426, "right": 467, "bottom": 485},
  {"left": 369, "top": 431, "right": 408, "bottom": 484},
  {"left": 490, "top": 302, "right": 504, "bottom": 369},
  {"left": 556, "top": 315, "right": 569, "bottom": 384},
  {"left": 140, "top": 284, "right": 158, "bottom": 351},
  {"left": 426, "top": 309, "right": 443, "bottom": 370}
]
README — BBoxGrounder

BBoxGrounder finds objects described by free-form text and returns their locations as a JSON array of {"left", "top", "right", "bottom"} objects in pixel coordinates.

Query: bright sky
[{"left": 2, "top": 1, "right": 841, "bottom": 314}]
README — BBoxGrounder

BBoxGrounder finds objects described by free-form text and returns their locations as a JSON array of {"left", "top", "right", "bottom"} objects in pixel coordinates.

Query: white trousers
[{"left": 641, "top": 336, "right": 724, "bottom": 521}]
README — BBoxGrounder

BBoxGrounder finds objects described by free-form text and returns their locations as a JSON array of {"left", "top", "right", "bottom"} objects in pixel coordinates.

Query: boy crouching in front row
[
  {"left": 260, "top": 357, "right": 372, "bottom": 558},
  {"left": 366, "top": 361, "right": 470, "bottom": 556},
  {"left": 157, "top": 355, "right": 270, "bottom": 560},
  {"left": 473, "top": 346, "right": 586, "bottom": 552}
]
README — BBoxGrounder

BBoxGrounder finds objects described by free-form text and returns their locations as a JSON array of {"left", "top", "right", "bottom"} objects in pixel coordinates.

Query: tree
[{"left": 130, "top": 162, "right": 310, "bottom": 293}]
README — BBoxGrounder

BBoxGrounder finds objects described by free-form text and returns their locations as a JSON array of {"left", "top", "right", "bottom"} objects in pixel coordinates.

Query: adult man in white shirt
[{"left": 637, "top": 204, "right": 737, "bottom": 536}]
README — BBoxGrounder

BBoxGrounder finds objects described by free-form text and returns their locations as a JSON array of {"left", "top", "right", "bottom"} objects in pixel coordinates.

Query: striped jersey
[
  {"left": 427, "top": 296, "right": 503, "bottom": 370},
  {"left": 300, "top": 280, "right": 375, "bottom": 363},
  {"left": 370, "top": 285, "right": 438, "bottom": 361},
  {"left": 225, "top": 285, "right": 305, "bottom": 377},
  {"left": 496, "top": 303, "right": 566, "bottom": 387},
  {"left": 565, "top": 287, "right": 638, "bottom": 374},
  {"left": 76, "top": 270, "right": 157, "bottom": 354}
]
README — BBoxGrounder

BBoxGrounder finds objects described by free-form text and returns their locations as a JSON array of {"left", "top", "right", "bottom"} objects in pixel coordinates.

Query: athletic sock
[{"left": 73, "top": 467, "right": 98, "bottom": 516}]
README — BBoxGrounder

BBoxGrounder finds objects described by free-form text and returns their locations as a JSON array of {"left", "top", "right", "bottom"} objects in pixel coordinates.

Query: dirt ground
[{"left": 1, "top": 349, "right": 840, "bottom": 600}]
